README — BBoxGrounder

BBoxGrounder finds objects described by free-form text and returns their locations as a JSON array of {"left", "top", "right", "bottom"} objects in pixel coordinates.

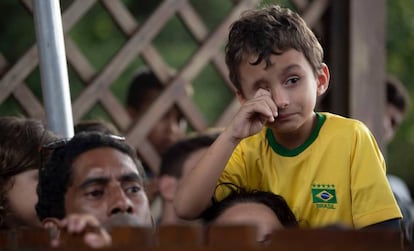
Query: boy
[{"left": 174, "top": 5, "right": 402, "bottom": 229}]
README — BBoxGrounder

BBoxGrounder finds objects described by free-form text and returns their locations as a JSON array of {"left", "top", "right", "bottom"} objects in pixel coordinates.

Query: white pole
[{"left": 33, "top": 0, "right": 74, "bottom": 138}]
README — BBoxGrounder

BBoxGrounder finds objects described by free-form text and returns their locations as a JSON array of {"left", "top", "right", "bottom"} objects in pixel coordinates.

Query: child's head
[
  {"left": 159, "top": 132, "right": 219, "bottom": 179},
  {"left": 126, "top": 67, "right": 186, "bottom": 154},
  {"left": 225, "top": 5, "right": 323, "bottom": 94},
  {"left": 384, "top": 75, "right": 411, "bottom": 143},
  {"left": 203, "top": 186, "right": 298, "bottom": 243},
  {"left": 0, "top": 116, "right": 57, "bottom": 229}
]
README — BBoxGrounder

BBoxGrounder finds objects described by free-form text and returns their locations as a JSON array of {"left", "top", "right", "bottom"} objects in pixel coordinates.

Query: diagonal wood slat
[
  {"left": 72, "top": 0, "right": 187, "bottom": 120},
  {"left": 101, "top": 0, "right": 174, "bottom": 83},
  {"left": 1, "top": 0, "right": 334, "bottom": 173},
  {"left": 0, "top": 53, "right": 45, "bottom": 119},
  {"left": 0, "top": 0, "right": 97, "bottom": 103},
  {"left": 126, "top": 0, "right": 261, "bottom": 146}
]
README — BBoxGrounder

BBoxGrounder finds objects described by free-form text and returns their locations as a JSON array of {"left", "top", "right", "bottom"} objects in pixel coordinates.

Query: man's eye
[
  {"left": 126, "top": 186, "right": 141, "bottom": 194},
  {"left": 86, "top": 190, "right": 104, "bottom": 198}
]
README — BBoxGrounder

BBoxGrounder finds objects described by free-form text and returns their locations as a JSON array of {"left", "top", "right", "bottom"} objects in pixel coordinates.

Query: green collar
[{"left": 266, "top": 112, "right": 326, "bottom": 157}]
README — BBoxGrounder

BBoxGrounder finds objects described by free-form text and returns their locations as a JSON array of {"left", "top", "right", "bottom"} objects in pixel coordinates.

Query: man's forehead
[{"left": 71, "top": 147, "right": 142, "bottom": 181}]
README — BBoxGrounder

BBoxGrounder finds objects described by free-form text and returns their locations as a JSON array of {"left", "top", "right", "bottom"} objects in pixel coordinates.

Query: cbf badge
[{"left": 311, "top": 184, "right": 337, "bottom": 209}]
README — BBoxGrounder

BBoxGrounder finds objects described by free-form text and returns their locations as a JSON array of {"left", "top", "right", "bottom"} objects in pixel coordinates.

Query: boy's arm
[
  {"left": 174, "top": 89, "right": 278, "bottom": 219},
  {"left": 174, "top": 129, "right": 240, "bottom": 219}
]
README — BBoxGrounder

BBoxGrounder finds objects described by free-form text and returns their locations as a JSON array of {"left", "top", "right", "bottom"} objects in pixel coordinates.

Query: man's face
[{"left": 64, "top": 147, "right": 152, "bottom": 227}]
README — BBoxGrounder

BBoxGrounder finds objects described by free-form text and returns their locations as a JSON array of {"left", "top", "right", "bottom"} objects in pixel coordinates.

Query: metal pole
[{"left": 33, "top": 0, "right": 74, "bottom": 138}]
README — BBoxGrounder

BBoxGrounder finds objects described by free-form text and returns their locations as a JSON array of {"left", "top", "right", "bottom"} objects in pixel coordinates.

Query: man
[{"left": 36, "top": 132, "right": 153, "bottom": 247}]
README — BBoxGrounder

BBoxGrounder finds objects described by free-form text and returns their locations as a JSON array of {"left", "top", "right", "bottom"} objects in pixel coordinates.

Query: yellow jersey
[{"left": 215, "top": 112, "right": 402, "bottom": 228}]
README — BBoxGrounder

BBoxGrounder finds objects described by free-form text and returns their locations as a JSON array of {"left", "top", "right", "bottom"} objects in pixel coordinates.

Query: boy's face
[
  {"left": 64, "top": 147, "right": 152, "bottom": 227},
  {"left": 237, "top": 49, "right": 329, "bottom": 137}
]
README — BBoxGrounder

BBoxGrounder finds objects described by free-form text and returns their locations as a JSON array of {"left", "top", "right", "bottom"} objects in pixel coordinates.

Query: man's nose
[{"left": 109, "top": 187, "right": 134, "bottom": 215}]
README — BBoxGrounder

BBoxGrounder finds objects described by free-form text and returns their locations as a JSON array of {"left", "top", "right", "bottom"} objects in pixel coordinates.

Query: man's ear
[
  {"left": 158, "top": 176, "right": 178, "bottom": 202},
  {"left": 316, "top": 63, "right": 330, "bottom": 96},
  {"left": 236, "top": 91, "right": 247, "bottom": 104}
]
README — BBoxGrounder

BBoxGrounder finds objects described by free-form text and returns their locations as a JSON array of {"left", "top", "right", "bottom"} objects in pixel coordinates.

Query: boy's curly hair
[{"left": 225, "top": 5, "right": 324, "bottom": 93}]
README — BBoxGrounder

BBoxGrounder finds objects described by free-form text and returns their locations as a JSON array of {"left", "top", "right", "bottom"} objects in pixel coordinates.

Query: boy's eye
[{"left": 286, "top": 77, "right": 299, "bottom": 85}]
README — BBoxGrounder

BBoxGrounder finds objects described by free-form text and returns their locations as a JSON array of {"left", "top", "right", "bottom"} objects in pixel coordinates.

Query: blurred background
[{"left": 0, "top": 0, "right": 413, "bottom": 192}]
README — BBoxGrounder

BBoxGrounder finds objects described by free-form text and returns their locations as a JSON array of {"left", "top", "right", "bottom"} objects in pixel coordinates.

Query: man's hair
[
  {"left": 0, "top": 116, "right": 57, "bottom": 228},
  {"left": 126, "top": 67, "right": 163, "bottom": 112},
  {"left": 225, "top": 4, "right": 323, "bottom": 93},
  {"left": 159, "top": 132, "right": 218, "bottom": 178},
  {"left": 386, "top": 74, "right": 411, "bottom": 116},
  {"left": 36, "top": 132, "right": 145, "bottom": 221},
  {"left": 202, "top": 185, "right": 298, "bottom": 228}
]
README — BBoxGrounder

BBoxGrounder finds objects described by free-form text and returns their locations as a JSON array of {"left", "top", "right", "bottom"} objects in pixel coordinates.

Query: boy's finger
[{"left": 254, "top": 88, "right": 271, "bottom": 98}]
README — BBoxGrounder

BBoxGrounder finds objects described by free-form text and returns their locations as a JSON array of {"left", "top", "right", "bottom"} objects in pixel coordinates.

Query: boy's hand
[
  {"left": 227, "top": 88, "right": 277, "bottom": 142},
  {"left": 52, "top": 214, "right": 112, "bottom": 249}
]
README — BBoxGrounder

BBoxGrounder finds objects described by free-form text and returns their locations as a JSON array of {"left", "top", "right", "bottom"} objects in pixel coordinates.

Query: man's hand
[{"left": 51, "top": 214, "right": 112, "bottom": 249}]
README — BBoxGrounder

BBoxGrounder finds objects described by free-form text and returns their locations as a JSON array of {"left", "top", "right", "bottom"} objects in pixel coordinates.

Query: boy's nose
[{"left": 271, "top": 88, "right": 289, "bottom": 109}]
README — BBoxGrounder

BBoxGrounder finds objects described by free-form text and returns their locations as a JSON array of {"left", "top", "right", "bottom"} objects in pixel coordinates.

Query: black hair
[
  {"left": 36, "top": 131, "right": 145, "bottom": 221},
  {"left": 202, "top": 184, "right": 298, "bottom": 228},
  {"left": 126, "top": 67, "right": 163, "bottom": 111},
  {"left": 159, "top": 133, "right": 218, "bottom": 178},
  {"left": 386, "top": 75, "right": 410, "bottom": 115}
]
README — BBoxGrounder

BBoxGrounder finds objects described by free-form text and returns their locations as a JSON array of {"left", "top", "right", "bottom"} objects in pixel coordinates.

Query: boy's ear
[
  {"left": 236, "top": 91, "right": 247, "bottom": 104},
  {"left": 159, "top": 175, "right": 178, "bottom": 201},
  {"left": 316, "top": 63, "right": 330, "bottom": 96}
]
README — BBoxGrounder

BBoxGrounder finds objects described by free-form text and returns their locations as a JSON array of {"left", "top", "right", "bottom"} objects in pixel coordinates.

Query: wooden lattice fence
[{"left": 1, "top": 0, "right": 368, "bottom": 174}]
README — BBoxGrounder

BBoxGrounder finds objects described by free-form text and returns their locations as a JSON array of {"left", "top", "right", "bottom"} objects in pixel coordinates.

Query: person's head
[
  {"left": 36, "top": 132, "right": 153, "bottom": 228},
  {"left": 157, "top": 132, "right": 218, "bottom": 224},
  {"left": 0, "top": 116, "right": 57, "bottom": 229},
  {"left": 74, "top": 119, "right": 119, "bottom": 135},
  {"left": 203, "top": 186, "right": 298, "bottom": 242},
  {"left": 225, "top": 5, "right": 329, "bottom": 135},
  {"left": 126, "top": 67, "right": 186, "bottom": 154},
  {"left": 383, "top": 75, "right": 411, "bottom": 144},
  {"left": 159, "top": 132, "right": 219, "bottom": 180}
]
